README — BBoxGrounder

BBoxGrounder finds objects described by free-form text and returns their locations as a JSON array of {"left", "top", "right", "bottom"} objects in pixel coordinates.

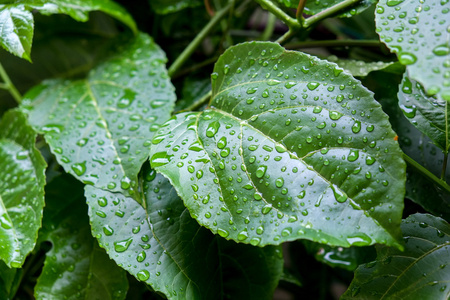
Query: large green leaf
[
  {"left": 342, "top": 213, "right": 450, "bottom": 299},
  {"left": 398, "top": 73, "right": 450, "bottom": 153},
  {"left": 275, "top": 0, "right": 377, "bottom": 18},
  {"left": 35, "top": 175, "right": 128, "bottom": 300},
  {"left": 21, "top": 33, "right": 176, "bottom": 198},
  {"left": 375, "top": 0, "right": 450, "bottom": 101},
  {"left": 0, "top": 110, "right": 46, "bottom": 268},
  {"left": 149, "top": 0, "right": 202, "bottom": 14},
  {"left": 0, "top": 0, "right": 136, "bottom": 60},
  {"left": 150, "top": 41, "right": 405, "bottom": 248},
  {"left": 86, "top": 166, "right": 283, "bottom": 300},
  {"left": 326, "top": 56, "right": 395, "bottom": 77}
]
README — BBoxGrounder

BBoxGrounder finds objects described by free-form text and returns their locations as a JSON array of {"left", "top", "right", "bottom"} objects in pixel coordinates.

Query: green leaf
[
  {"left": 342, "top": 213, "right": 450, "bottom": 299},
  {"left": 149, "top": 0, "right": 203, "bottom": 15},
  {"left": 0, "top": 0, "right": 136, "bottom": 60},
  {"left": 326, "top": 56, "right": 395, "bottom": 77},
  {"left": 150, "top": 41, "right": 405, "bottom": 248},
  {"left": 0, "top": 109, "right": 46, "bottom": 268},
  {"left": 35, "top": 174, "right": 128, "bottom": 300},
  {"left": 21, "top": 33, "right": 176, "bottom": 197},
  {"left": 0, "top": 5, "right": 33, "bottom": 61},
  {"left": 0, "top": 261, "right": 21, "bottom": 299},
  {"left": 275, "top": 0, "right": 377, "bottom": 18},
  {"left": 398, "top": 73, "right": 450, "bottom": 153},
  {"left": 175, "top": 77, "right": 211, "bottom": 112},
  {"left": 375, "top": 0, "right": 450, "bottom": 101},
  {"left": 86, "top": 166, "right": 283, "bottom": 300}
]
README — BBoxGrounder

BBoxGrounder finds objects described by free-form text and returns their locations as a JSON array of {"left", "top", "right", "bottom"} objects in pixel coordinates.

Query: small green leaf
[
  {"left": 327, "top": 56, "right": 395, "bottom": 77},
  {"left": 35, "top": 175, "right": 128, "bottom": 300},
  {"left": 398, "top": 73, "right": 450, "bottom": 153},
  {"left": 0, "top": 110, "right": 46, "bottom": 268},
  {"left": 21, "top": 33, "right": 175, "bottom": 197},
  {"left": 86, "top": 166, "right": 283, "bottom": 300},
  {"left": 275, "top": 0, "right": 376, "bottom": 17},
  {"left": 375, "top": 0, "right": 450, "bottom": 101},
  {"left": 150, "top": 42, "right": 405, "bottom": 248},
  {"left": 342, "top": 213, "right": 450, "bottom": 299},
  {"left": 0, "top": 5, "right": 34, "bottom": 61},
  {"left": 149, "top": 0, "right": 203, "bottom": 14}
]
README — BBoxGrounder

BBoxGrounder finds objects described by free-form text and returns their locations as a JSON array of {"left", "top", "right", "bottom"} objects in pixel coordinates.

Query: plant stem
[
  {"left": 261, "top": 12, "right": 276, "bottom": 41},
  {"left": 296, "top": 0, "right": 307, "bottom": 21},
  {"left": 254, "top": 0, "right": 300, "bottom": 29},
  {"left": 275, "top": 29, "right": 297, "bottom": 45},
  {"left": 0, "top": 62, "right": 22, "bottom": 104},
  {"left": 304, "top": 0, "right": 361, "bottom": 28},
  {"left": 168, "top": 1, "right": 233, "bottom": 78},
  {"left": 183, "top": 90, "right": 212, "bottom": 112},
  {"left": 442, "top": 153, "right": 448, "bottom": 180},
  {"left": 404, "top": 154, "right": 450, "bottom": 194},
  {"left": 285, "top": 39, "right": 383, "bottom": 49}
]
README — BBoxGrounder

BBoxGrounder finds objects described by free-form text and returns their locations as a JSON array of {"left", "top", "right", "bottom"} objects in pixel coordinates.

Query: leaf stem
[
  {"left": 296, "top": 0, "right": 307, "bottom": 21},
  {"left": 182, "top": 90, "right": 212, "bottom": 112},
  {"left": 254, "top": 0, "right": 300, "bottom": 29},
  {"left": 442, "top": 153, "right": 448, "bottom": 180},
  {"left": 303, "top": 0, "right": 361, "bottom": 28},
  {"left": 404, "top": 153, "right": 450, "bottom": 194},
  {"left": 285, "top": 39, "right": 383, "bottom": 49},
  {"left": 0, "top": 62, "right": 22, "bottom": 104},
  {"left": 168, "top": 1, "right": 233, "bottom": 77},
  {"left": 261, "top": 12, "right": 276, "bottom": 41},
  {"left": 275, "top": 29, "right": 297, "bottom": 45}
]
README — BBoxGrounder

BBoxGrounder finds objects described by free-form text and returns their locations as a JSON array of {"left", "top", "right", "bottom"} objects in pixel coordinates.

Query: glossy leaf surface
[
  {"left": 327, "top": 56, "right": 394, "bottom": 77},
  {"left": 0, "top": 110, "right": 46, "bottom": 267},
  {"left": 375, "top": 0, "right": 450, "bottom": 101},
  {"left": 21, "top": 33, "right": 175, "bottom": 197},
  {"left": 398, "top": 74, "right": 450, "bottom": 153},
  {"left": 87, "top": 166, "right": 283, "bottom": 300},
  {"left": 343, "top": 214, "right": 450, "bottom": 299},
  {"left": 0, "top": 5, "right": 33, "bottom": 61},
  {"left": 0, "top": 0, "right": 136, "bottom": 60},
  {"left": 149, "top": 0, "right": 202, "bottom": 14},
  {"left": 35, "top": 175, "right": 128, "bottom": 300},
  {"left": 275, "top": 0, "right": 376, "bottom": 17},
  {"left": 150, "top": 42, "right": 405, "bottom": 248}
]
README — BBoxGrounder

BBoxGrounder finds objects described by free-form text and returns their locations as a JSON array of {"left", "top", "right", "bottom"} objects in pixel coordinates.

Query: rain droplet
[
  {"left": 114, "top": 238, "right": 133, "bottom": 252},
  {"left": 71, "top": 162, "right": 86, "bottom": 176},
  {"left": 206, "top": 121, "right": 220, "bottom": 138},
  {"left": 256, "top": 165, "right": 267, "bottom": 178},
  {"left": 137, "top": 270, "right": 150, "bottom": 281}
]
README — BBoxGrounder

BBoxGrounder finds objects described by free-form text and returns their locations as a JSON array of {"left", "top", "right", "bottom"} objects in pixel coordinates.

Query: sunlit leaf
[
  {"left": 86, "top": 166, "right": 283, "bottom": 300},
  {"left": 342, "top": 213, "right": 450, "bottom": 299},
  {"left": 35, "top": 175, "right": 128, "bottom": 299},
  {"left": 0, "top": 110, "right": 46, "bottom": 267},
  {"left": 375, "top": 0, "right": 450, "bottom": 101},
  {"left": 275, "top": 0, "right": 376, "bottom": 18},
  {"left": 21, "top": 33, "right": 176, "bottom": 198},
  {"left": 150, "top": 42, "right": 405, "bottom": 248},
  {"left": 0, "top": 5, "right": 33, "bottom": 61}
]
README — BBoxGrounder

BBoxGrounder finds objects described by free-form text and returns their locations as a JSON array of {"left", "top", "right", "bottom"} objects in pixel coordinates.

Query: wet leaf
[
  {"left": 375, "top": 0, "right": 450, "bottom": 101},
  {"left": 149, "top": 0, "right": 202, "bottom": 14},
  {"left": 0, "top": 110, "right": 46, "bottom": 267},
  {"left": 398, "top": 73, "right": 450, "bottom": 153},
  {"left": 275, "top": 0, "right": 376, "bottom": 18},
  {"left": 327, "top": 56, "right": 395, "bottom": 77},
  {"left": 150, "top": 42, "right": 405, "bottom": 248},
  {"left": 0, "top": 0, "right": 136, "bottom": 60},
  {"left": 35, "top": 175, "right": 128, "bottom": 300},
  {"left": 342, "top": 213, "right": 450, "bottom": 299},
  {"left": 86, "top": 166, "right": 283, "bottom": 300},
  {"left": 21, "top": 33, "right": 176, "bottom": 197}
]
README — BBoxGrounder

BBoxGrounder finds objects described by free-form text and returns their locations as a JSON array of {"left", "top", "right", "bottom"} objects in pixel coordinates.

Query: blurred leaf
[
  {"left": 35, "top": 174, "right": 128, "bottom": 300},
  {"left": 0, "top": 110, "right": 46, "bottom": 267},
  {"left": 150, "top": 41, "right": 405, "bottom": 248},
  {"left": 275, "top": 0, "right": 377, "bottom": 18},
  {"left": 175, "top": 77, "right": 211, "bottom": 112},
  {"left": 327, "top": 55, "right": 394, "bottom": 77},
  {"left": 86, "top": 166, "right": 284, "bottom": 300},
  {"left": 21, "top": 33, "right": 175, "bottom": 197},
  {"left": 398, "top": 73, "right": 450, "bottom": 153},
  {"left": 149, "top": 0, "right": 203, "bottom": 14},
  {"left": 375, "top": 0, "right": 450, "bottom": 101},
  {"left": 342, "top": 213, "right": 450, "bottom": 299},
  {"left": 0, "top": 261, "right": 21, "bottom": 299}
]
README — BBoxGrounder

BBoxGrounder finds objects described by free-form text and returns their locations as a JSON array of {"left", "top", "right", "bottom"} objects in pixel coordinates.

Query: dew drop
[
  {"left": 256, "top": 165, "right": 267, "bottom": 178},
  {"left": 71, "top": 162, "right": 86, "bottom": 176},
  {"left": 114, "top": 238, "right": 133, "bottom": 252},
  {"left": 137, "top": 270, "right": 150, "bottom": 281},
  {"left": 307, "top": 82, "right": 320, "bottom": 91}
]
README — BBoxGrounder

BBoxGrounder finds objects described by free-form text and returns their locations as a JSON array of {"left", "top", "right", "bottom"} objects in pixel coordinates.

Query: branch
[
  {"left": 0, "top": 62, "right": 22, "bottom": 104},
  {"left": 404, "top": 154, "right": 450, "bottom": 194},
  {"left": 304, "top": 0, "right": 361, "bottom": 28},
  {"left": 254, "top": 0, "right": 300, "bottom": 29}
]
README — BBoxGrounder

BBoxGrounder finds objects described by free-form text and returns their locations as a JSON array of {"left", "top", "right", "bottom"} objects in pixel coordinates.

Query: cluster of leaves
[{"left": 0, "top": 0, "right": 449, "bottom": 299}]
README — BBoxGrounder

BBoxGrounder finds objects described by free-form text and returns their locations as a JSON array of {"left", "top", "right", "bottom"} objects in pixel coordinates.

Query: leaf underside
[
  {"left": 86, "top": 166, "right": 283, "bottom": 300},
  {"left": 375, "top": 0, "right": 450, "bottom": 101},
  {"left": 150, "top": 41, "right": 405, "bottom": 248},
  {"left": 342, "top": 213, "right": 450, "bottom": 299},
  {"left": 21, "top": 33, "right": 176, "bottom": 197}
]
